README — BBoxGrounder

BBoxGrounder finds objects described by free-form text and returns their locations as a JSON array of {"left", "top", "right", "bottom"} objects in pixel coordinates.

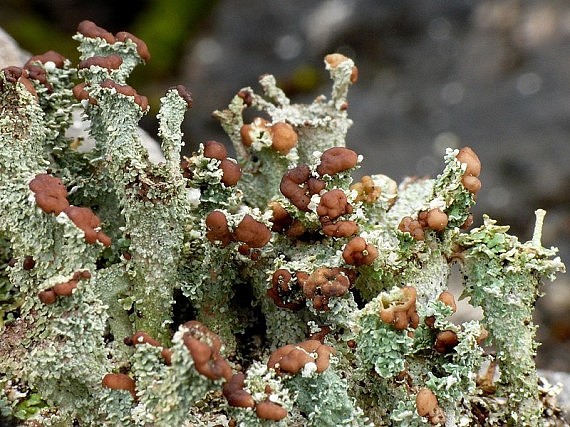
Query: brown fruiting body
[
  {"left": 63, "top": 206, "right": 112, "bottom": 246},
  {"left": 380, "top": 286, "right": 420, "bottom": 330},
  {"left": 223, "top": 373, "right": 255, "bottom": 408},
  {"left": 268, "top": 344, "right": 313, "bottom": 374},
  {"left": 477, "top": 327, "right": 490, "bottom": 346},
  {"left": 38, "top": 290, "right": 57, "bottom": 305},
  {"left": 456, "top": 147, "right": 481, "bottom": 177},
  {"left": 234, "top": 214, "right": 271, "bottom": 248},
  {"left": 182, "top": 321, "right": 232, "bottom": 381},
  {"left": 2, "top": 66, "right": 23, "bottom": 84},
  {"left": 160, "top": 348, "right": 173, "bottom": 365},
  {"left": 284, "top": 219, "right": 307, "bottom": 238},
  {"left": 125, "top": 331, "right": 173, "bottom": 365},
  {"left": 239, "top": 125, "right": 253, "bottom": 147},
  {"left": 29, "top": 174, "right": 69, "bottom": 215},
  {"left": 461, "top": 213, "right": 474, "bottom": 230},
  {"left": 237, "top": 88, "right": 253, "bottom": 106},
  {"left": 316, "top": 147, "right": 358, "bottom": 176},
  {"left": 321, "top": 219, "right": 359, "bottom": 238},
  {"left": 317, "top": 189, "right": 352, "bottom": 220},
  {"left": 350, "top": 175, "right": 381, "bottom": 203},
  {"left": 17, "top": 76, "right": 38, "bottom": 99},
  {"left": 129, "top": 331, "right": 161, "bottom": 347},
  {"left": 38, "top": 270, "right": 91, "bottom": 304},
  {"left": 342, "top": 236, "right": 378, "bottom": 266},
  {"left": 115, "top": 31, "right": 151, "bottom": 62},
  {"left": 434, "top": 330, "right": 459, "bottom": 353},
  {"left": 52, "top": 281, "right": 77, "bottom": 297},
  {"left": 72, "top": 83, "right": 96, "bottom": 105},
  {"left": 267, "top": 339, "right": 335, "bottom": 375},
  {"left": 456, "top": 146, "right": 482, "bottom": 196},
  {"left": 416, "top": 387, "right": 446, "bottom": 425},
  {"left": 398, "top": 216, "right": 425, "bottom": 241},
  {"left": 0, "top": 67, "right": 39, "bottom": 98},
  {"left": 307, "top": 178, "right": 326, "bottom": 195},
  {"left": 426, "top": 208, "right": 449, "bottom": 232},
  {"left": 309, "top": 325, "right": 332, "bottom": 343},
  {"left": 240, "top": 117, "right": 267, "bottom": 147},
  {"left": 300, "top": 339, "right": 336, "bottom": 373},
  {"left": 22, "top": 60, "right": 51, "bottom": 91},
  {"left": 101, "top": 373, "right": 137, "bottom": 400},
  {"left": 267, "top": 269, "right": 305, "bottom": 310},
  {"left": 299, "top": 267, "right": 352, "bottom": 311},
  {"left": 280, "top": 164, "right": 313, "bottom": 211},
  {"left": 173, "top": 84, "right": 193, "bottom": 108},
  {"left": 219, "top": 159, "right": 242, "bottom": 187},
  {"left": 202, "top": 140, "right": 241, "bottom": 186},
  {"left": 316, "top": 188, "right": 360, "bottom": 237},
  {"left": 78, "top": 55, "right": 123, "bottom": 70},
  {"left": 26, "top": 51, "right": 66, "bottom": 68},
  {"left": 77, "top": 20, "right": 115, "bottom": 43},
  {"left": 255, "top": 401, "right": 288, "bottom": 421},
  {"left": 203, "top": 140, "right": 228, "bottom": 160},
  {"left": 269, "top": 122, "right": 298, "bottom": 154},
  {"left": 269, "top": 202, "right": 294, "bottom": 233},
  {"left": 438, "top": 291, "right": 457, "bottom": 313},
  {"left": 324, "top": 53, "right": 359, "bottom": 83},
  {"left": 205, "top": 211, "right": 234, "bottom": 247},
  {"left": 99, "top": 79, "right": 148, "bottom": 110},
  {"left": 22, "top": 256, "right": 36, "bottom": 270},
  {"left": 461, "top": 175, "right": 482, "bottom": 195}
]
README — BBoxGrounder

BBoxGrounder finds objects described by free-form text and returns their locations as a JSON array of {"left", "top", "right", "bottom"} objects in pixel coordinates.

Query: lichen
[{"left": 0, "top": 21, "right": 566, "bottom": 426}]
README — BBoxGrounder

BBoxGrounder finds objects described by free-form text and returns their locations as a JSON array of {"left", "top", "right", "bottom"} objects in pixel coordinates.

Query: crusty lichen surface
[{"left": 0, "top": 21, "right": 566, "bottom": 426}]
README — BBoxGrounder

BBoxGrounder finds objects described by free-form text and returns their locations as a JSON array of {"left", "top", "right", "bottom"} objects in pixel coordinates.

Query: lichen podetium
[{"left": 0, "top": 21, "right": 565, "bottom": 426}]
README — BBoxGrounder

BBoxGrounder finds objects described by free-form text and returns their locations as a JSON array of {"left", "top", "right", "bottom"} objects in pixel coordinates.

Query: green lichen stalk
[
  {"left": 458, "top": 212, "right": 564, "bottom": 424},
  {"left": 0, "top": 21, "right": 566, "bottom": 426}
]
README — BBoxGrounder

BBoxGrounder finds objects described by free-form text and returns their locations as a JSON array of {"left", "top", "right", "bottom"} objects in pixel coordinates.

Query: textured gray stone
[
  {"left": 540, "top": 370, "right": 570, "bottom": 423},
  {"left": 0, "top": 27, "right": 29, "bottom": 68}
]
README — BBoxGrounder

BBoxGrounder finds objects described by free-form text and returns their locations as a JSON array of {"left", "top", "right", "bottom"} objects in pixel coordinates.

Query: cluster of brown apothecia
[
  {"left": 102, "top": 322, "right": 335, "bottom": 423},
  {"left": 267, "top": 267, "right": 356, "bottom": 311},
  {"left": 398, "top": 147, "right": 481, "bottom": 240},
  {"left": 77, "top": 20, "right": 150, "bottom": 61},
  {"left": 0, "top": 50, "right": 66, "bottom": 98},
  {"left": 350, "top": 175, "right": 382, "bottom": 204},
  {"left": 378, "top": 289, "right": 486, "bottom": 426},
  {"left": 37, "top": 270, "right": 92, "bottom": 305},
  {"left": 277, "top": 147, "right": 358, "bottom": 226},
  {"left": 29, "top": 173, "right": 112, "bottom": 248},
  {"left": 380, "top": 286, "right": 420, "bottom": 331},
  {"left": 70, "top": 21, "right": 151, "bottom": 109},
  {"left": 416, "top": 387, "right": 446, "bottom": 425},
  {"left": 423, "top": 291, "right": 488, "bottom": 354},
  {"left": 240, "top": 118, "right": 299, "bottom": 155},
  {"left": 205, "top": 211, "right": 272, "bottom": 260},
  {"left": 28, "top": 172, "right": 112, "bottom": 306},
  {"left": 181, "top": 140, "right": 242, "bottom": 187},
  {"left": 222, "top": 338, "right": 335, "bottom": 422},
  {"left": 74, "top": 79, "right": 149, "bottom": 110}
]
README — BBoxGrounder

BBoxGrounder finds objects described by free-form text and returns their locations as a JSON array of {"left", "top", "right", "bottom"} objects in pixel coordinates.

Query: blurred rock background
[{"left": 1, "top": 0, "right": 569, "bottom": 372}]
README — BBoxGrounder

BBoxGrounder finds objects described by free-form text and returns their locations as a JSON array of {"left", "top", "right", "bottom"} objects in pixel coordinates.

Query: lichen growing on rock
[{"left": 0, "top": 21, "right": 566, "bottom": 426}]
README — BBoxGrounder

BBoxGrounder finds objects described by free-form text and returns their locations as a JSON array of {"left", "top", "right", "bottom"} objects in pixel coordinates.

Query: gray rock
[
  {"left": 0, "top": 26, "right": 29, "bottom": 67},
  {"left": 540, "top": 370, "right": 570, "bottom": 423}
]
